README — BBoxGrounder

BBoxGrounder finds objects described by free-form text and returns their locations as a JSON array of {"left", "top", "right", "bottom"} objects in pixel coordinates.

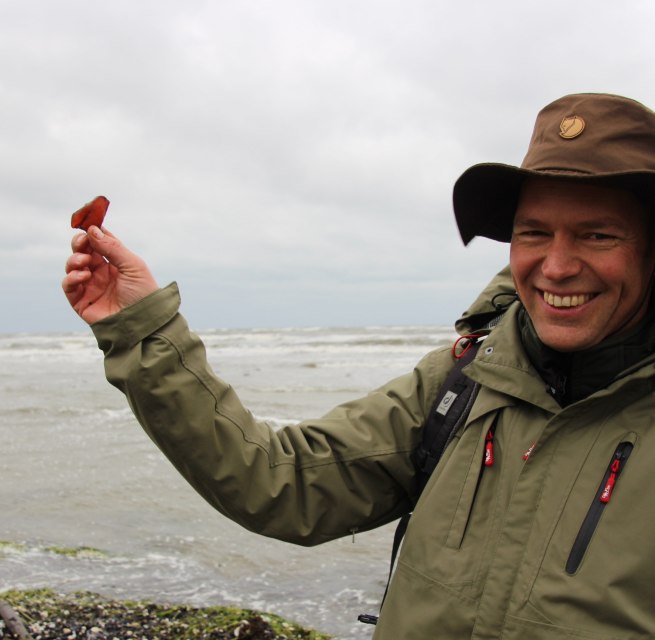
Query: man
[{"left": 63, "top": 93, "right": 655, "bottom": 638}]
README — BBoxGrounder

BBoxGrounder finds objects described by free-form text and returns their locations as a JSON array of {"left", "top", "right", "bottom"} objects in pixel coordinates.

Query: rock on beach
[{"left": 0, "top": 589, "right": 330, "bottom": 640}]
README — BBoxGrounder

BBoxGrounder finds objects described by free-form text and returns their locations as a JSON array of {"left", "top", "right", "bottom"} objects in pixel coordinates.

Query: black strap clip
[{"left": 357, "top": 613, "right": 379, "bottom": 625}]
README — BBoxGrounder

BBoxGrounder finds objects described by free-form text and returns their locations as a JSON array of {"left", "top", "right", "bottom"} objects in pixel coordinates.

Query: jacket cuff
[{"left": 91, "top": 282, "right": 181, "bottom": 354}]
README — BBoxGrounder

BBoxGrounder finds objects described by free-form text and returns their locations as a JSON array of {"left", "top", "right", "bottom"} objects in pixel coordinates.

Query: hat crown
[
  {"left": 453, "top": 92, "right": 655, "bottom": 245},
  {"left": 522, "top": 93, "right": 655, "bottom": 176}
]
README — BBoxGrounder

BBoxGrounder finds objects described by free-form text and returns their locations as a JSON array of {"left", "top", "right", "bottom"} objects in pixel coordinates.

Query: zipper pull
[
  {"left": 484, "top": 429, "right": 494, "bottom": 466},
  {"left": 600, "top": 459, "right": 620, "bottom": 504},
  {"left": 600, "top": 444, "right": 633, "bottom": 504},
  {"left": 522, "top": 442, "right": 536, "bottom": 461}
]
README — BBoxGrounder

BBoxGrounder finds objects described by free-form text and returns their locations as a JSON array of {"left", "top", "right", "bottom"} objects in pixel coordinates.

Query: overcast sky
[{"left": 2, "top": 0, "right": 655, "bottom": 333}]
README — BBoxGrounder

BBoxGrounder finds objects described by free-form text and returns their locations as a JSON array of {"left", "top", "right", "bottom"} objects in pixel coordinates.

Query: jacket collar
[
  {"left": 462, "top": 298, "right": 655, "bottom": 415},
  {"left": 518, "top": 304, "right": 655, "bottom": 406},
  {"left": 464, "top": 303, "right": 562, "bottom": 415}
]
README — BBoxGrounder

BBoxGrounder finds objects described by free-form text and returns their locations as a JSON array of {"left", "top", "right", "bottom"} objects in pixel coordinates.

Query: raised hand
[{"left": 62, "top": 226, "right": 159, "bottom": 325}]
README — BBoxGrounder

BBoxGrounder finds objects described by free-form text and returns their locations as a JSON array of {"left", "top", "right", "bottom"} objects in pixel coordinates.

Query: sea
[{"left": 0, "top": 325, "right": 456, "bottom": 639}]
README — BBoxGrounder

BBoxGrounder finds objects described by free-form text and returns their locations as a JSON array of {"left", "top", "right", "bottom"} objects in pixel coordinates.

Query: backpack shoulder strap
[
  {"left": 358, "top": 338, "right": 482, "bottom": 626},
  {"left": 413, "top": 339, "right": 482, "bottom": 495}
]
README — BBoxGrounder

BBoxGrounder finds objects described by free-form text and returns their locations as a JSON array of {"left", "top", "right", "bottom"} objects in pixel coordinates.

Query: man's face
[{"left": 510, "top": 178, "right": 654, "bottom": 352}]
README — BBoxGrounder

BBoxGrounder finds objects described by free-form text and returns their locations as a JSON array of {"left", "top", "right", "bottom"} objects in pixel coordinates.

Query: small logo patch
[
  {"left": 436, "top": 390, "right": 458, "bottom": 416},
  {"left": 559, "top": 115, "right": 585, "bottom": 139}
]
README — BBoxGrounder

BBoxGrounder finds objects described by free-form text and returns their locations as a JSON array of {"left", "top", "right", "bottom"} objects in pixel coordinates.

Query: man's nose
[{"left": 541, "top": 236, "right": 582, "bottom": 281}]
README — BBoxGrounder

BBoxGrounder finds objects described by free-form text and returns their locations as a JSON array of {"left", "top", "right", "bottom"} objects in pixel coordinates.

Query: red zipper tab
[
  {"left": 484, "top": 429, "right": 494, "bottom": 467},
  {"left": 600, "top": 459, "right": 621, "bottom": 504}
]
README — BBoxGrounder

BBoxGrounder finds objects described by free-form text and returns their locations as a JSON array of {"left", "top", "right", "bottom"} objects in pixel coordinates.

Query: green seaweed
[
  {"left": 0, "top": 588, "right": 330, "bottom": 639},
  {"left": 43, "top": 545, "right": 107, "bottom": 558},
  {"left": 0, "top": 540, "right": 27, "bottom": 553}
]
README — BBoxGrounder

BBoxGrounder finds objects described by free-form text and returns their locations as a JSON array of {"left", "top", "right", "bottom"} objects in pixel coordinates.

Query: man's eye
[
  {"left": 515, "top": 229, "right": 547, "bottom": 238},
  {"left": 586, "top": 232, "right": 616, "bottom": 241}
]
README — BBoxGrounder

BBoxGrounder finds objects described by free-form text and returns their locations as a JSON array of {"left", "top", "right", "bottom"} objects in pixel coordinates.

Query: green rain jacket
[{"left": 92, "top": 269, "right": 655, "bottom": 639}]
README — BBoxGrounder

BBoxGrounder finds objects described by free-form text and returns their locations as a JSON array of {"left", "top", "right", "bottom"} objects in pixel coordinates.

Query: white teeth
[{"left": 543, "top": 292, "right": 592, "bottom": 308}]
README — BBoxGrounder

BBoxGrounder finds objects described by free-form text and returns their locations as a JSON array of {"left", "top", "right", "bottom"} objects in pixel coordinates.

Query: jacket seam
[{"left": 396, "top": 558, "right": 477, "bottom": 603}]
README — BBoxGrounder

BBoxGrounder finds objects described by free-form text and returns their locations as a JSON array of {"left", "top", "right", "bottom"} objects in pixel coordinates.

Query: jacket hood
[{"left": 455, "top": 265, "right": 517, "bottom": 336}]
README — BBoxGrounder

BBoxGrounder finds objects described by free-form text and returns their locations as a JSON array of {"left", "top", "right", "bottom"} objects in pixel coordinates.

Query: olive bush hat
[{"left": 453, "top": 93, "right": 655, "bottom": 245}]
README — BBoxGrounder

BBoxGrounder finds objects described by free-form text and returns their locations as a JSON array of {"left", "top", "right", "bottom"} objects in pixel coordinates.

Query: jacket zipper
[{"left": 565, "top": 441, "right": 633, "bottom": 575}]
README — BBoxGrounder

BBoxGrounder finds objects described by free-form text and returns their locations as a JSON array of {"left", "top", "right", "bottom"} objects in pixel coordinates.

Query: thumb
[
  {"left": 86, "top": 226, "right": 137, "bottom": 270},
  {"left": 85, "top": 225, "right": 160, "bottom": 303}
]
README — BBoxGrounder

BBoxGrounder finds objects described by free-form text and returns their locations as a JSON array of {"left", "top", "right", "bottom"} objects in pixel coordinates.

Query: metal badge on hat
[{"left": 559, "top": 115, "right": 586, "bottom": 139}]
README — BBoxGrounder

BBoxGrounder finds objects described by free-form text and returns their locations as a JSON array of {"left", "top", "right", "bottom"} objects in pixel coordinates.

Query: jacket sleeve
[{"left": 91, "top": 283, "right": 451, "bottom": 546}]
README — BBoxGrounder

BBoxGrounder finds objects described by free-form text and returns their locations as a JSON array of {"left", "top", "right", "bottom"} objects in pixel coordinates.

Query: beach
[{"left": 0, "top": 325, "right": 454, "bottom": 639}]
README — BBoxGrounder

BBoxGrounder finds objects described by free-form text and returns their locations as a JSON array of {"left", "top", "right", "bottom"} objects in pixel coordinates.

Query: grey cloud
[{"left": 1, "top": 0, "right": 654, "bottom": 332}]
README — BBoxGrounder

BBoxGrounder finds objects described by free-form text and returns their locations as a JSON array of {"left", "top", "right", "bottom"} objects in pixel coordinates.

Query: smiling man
[
  {"left": 63, "top": 93, "right": 655, "bottom": 638},
  {"left": 453, "top": 93, "right": 655, "bottom": 411},
  {"left": 511, "top": 178, "right": 655, "bottom": 353}
]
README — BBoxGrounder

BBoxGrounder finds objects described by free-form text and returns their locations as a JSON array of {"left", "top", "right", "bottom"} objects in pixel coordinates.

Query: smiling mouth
[{"left": 543, "top": 291, "right": 595, "bottom": 308}]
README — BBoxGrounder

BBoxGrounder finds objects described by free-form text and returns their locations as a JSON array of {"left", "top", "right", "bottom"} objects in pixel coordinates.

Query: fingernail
[{"left": 89, "top": 226, "right": 104, "bottom": 239}]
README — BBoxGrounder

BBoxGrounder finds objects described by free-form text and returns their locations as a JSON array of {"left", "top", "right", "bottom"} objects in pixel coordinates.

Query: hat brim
[
  {"left": 453, "top": 164, "right": 524, "bottom": 245},
  {"left": 453, "top": 163, "right": 655, "bottom": 246}
]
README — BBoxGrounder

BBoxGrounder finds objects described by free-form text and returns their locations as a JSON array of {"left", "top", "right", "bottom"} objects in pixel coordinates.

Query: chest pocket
[
  {"left": 400, "top": 411, "right": 500, "bottom": 590},
  {"left": 443, "top": 414, "right": 498, "bottom": 549},
  {"left": 512, "top": 430, "right": 655, "bottom": 636}
]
